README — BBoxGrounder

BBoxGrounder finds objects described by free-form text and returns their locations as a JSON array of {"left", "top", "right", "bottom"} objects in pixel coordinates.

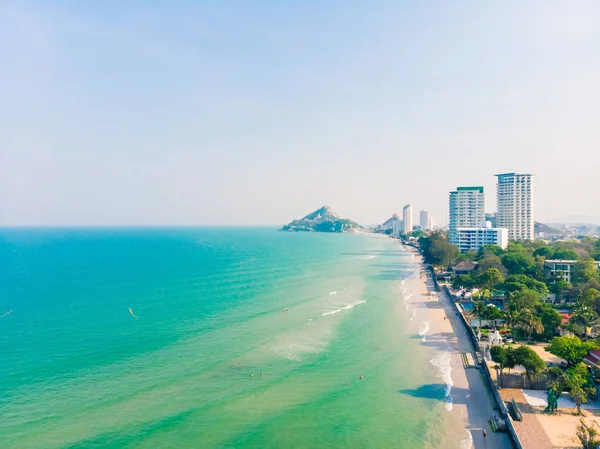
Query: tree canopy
[{"left": 546, "top": 336, "right": 599, "bottom": 366}]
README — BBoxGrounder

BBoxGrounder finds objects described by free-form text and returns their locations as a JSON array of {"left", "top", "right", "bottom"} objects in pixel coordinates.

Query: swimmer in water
[
  {"left": 260, "top": 371, "right": 264, "bottom": 377},
  {"left": 347, "top": 381, "right": 350, "bottom": 386},
  {"left": 250, "top": 373, "right": 253, "bottom": 377},
  {"left": 128, "top": 308, "right": 138, "bottom": 319},
  {"left": 359, "top": 375, "right": 363, "bottom": 380}
]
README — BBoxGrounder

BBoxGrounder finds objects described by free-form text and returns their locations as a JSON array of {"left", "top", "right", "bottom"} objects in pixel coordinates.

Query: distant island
[{"left": 281, "top": 206, "right": 362, "bottom": 232}]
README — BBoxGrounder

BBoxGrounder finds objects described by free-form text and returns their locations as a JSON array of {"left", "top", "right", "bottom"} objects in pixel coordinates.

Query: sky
[{"left": 1, "top": 1, "right": 599, "bottom": 226}]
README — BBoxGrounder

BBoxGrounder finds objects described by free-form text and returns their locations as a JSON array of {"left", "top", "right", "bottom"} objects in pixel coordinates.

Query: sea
[{"left": 0, "top": 228, "right": 463, "bottom": 448}]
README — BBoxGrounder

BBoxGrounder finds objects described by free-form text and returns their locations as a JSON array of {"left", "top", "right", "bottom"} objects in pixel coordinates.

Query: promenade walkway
[{"left": 498, "top": 388, "right": 553, "bottom": 449}]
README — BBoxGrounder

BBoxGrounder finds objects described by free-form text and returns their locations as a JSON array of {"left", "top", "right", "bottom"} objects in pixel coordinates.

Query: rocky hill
[{"left": 281, "top": 206, "right": 362, "bottom": 232}]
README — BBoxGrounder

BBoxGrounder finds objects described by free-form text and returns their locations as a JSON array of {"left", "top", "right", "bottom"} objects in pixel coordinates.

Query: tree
[
  {"left": 508, "top": 288, "right": 542, "bottom": 311},
  {"left": 490, "top": 345, "right": 516, "bottom": 375},
  {"left": 476, "top": 255, "right": 506, "bottom": 274},
  {"left": 515, "top": 310, "right": 544, "bottom": 342},
  {"left": 502, "top": 252, "right": 535, "bottom": 275},
  {"left": 502, "top": 274, "right": 549, "bottom": 298},
  {"left": 546, "top": 336, "right": 599, "bottom": 366},
  {"left": 533, "top": 246, "right": 554, "bottom": 259},
  {"left": 478, "top": 244, "right": 505, "bottom": 258},
  {"left": 503, "top": 308, "right": 522, "bottom": 330},
  {"left": 470, "top": 301, "right": 488, "bottom": 332},
  {"left": 573, "top": 258, "right": 600, "bottom": 286},
  {"left": 553, "top": 248, "right": 579, "bottom": 260},
  {"left": 452, "top": 274, "right": 476, "bottom": 294},
  {"left": 570, "top": 303, "right": 599, "bottom": 340},
  {"left": 513, "top": 345, "right": 546, "bottom": 379},
  {"left": 565, "top": 363, "right": 595, "bottom": 415},
  {"left": 478, "top": 268, "right": 504, "bottom": 300},
  {"left": 577, "top": 419, "right": 600, "bottom": 448},
  {"left": 536, "top": 304, "right": 563, "bottom": 340},
  {"left": 549, "top": 279, "right": 572, "bottom": 303},
  {"left": 420, "top": 232, "right": 459, "bottom": 268},
  {"left": 581, "top": 288, "right": 600, "bottom": 307},
  {"left": 486, "top": 305, "right": 504, "bottom": 328}
]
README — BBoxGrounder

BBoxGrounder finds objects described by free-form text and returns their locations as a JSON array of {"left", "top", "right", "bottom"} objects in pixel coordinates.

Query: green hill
[{"left": 281, "top": 206, "right": 362, "bottom": 232}]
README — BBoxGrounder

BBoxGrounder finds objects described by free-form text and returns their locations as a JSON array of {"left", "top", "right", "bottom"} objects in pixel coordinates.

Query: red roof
[
  {"left": 584, "top": 350, "right": 600, "bottom": 366},
  {"left": 560, "top": 313, "right": 572, "bottom": 324}
]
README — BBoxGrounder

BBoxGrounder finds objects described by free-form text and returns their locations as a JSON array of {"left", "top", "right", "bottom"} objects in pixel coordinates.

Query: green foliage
[
  {"left": 549, "top": 279, "right": 572, "bottom": 302},
  {"left": 478, "top": 268, "right": 504, "bottom": 300},
  {"left": 502, "top": 252, "right": 535, "bottom": 275},
  {"left": 536, "top": 304, "right": 563, "bottom": 340},
  {"left": 452, "top": 274, "right": 476, "bottom": 291},
  {"left": 533, "top": 246, "right": 554, "bottom": 259},
  {"left": 478, "top": 244, "right": 505, "bottom": 258},
  {"left": 546, "top": 336, "right": 599, "bottom": 366},
  {"left": 476, "top": 255, "right": 506, "bottom": 274},
  {"left": 553, "top": 248, "right": 579, "bottom": 260},
  {"left": 490, "top": 346, "right": 516, "bottom": 373},
  {"left": 419, "top": 232, "right": 459, "bottom": 268},
  {"left": 508, "top": 288, "right": 542, "bottom": 311},
  {"left": 581, "top": 288, "right": 600, "bottom": 306},
  {"left": 513, "top": 345, "right": 546, "bottom": 379},
  {"left": 565, "top": 363, "right": 595, "bottom": 415},
  {"left": 486, "top": 305, "right": 504, "bottom": 327},
  {"left": 502, "top": 274, "right": 549, "bottom": 297},
  {"left": 573, "top": 258, "right": 600, "bottom": 286},
  {"left": 570, "top": 303, "right": 599, "bottom": 340},
  {"left": 515, "top": 310, "right": 544, "bottom": 341}
]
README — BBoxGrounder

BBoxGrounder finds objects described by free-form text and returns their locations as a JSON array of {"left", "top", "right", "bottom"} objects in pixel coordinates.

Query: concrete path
[{"left": 499, "top": 388, "right": 553, "bottom": 449}]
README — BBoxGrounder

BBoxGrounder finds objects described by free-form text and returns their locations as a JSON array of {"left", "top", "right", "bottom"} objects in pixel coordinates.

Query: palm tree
[
  {"left": 515, "top": 309, "right": 544, "bottom": 342},
  {"left": 470, "top": 301, "right": 488, "bottom": 333},
  {"left": 570, "top": 303, "right": 599, "bottom": 341},
  {"left": 503, "top": 308, "right": 521, "bottom": 329}
]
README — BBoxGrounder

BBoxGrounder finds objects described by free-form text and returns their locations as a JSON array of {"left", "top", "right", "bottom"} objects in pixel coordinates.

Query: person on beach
[{"left": 483, "top": 429, "right": 486, "bottom": 438}]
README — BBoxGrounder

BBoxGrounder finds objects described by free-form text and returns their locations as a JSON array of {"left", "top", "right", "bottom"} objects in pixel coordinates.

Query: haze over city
[{"left": 1, "top": 1, "right": 599, "bottom": 226}]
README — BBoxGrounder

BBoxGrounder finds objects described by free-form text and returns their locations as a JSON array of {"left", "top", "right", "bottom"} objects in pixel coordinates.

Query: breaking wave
[
  {"left": 429, "top": 351, "right": 453, "bottom": 411},
  {"left": 321, "top": 300, "right": 366, "bottom": 317}
]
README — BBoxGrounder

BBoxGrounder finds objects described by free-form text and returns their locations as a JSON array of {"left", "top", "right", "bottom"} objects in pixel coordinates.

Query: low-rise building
[
  {"left": 454, "top": 222, "right": 509, "bottom": 253},
  {"left": 453, "top": 260, "right": 478, "bottom": 275},
  {"left": 544, "top": 259, "right": 600, "bottom": 284}
]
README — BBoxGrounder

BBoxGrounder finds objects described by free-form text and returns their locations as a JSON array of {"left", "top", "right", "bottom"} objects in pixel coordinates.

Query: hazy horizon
[{"left": 2, "top": 1, "right": 599, "bottom": 226}]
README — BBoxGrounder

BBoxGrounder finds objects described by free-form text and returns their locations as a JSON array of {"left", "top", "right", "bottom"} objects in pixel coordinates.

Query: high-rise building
[
  {"left": 402, "top": 204, "right": 413, "bottom": 234},
  {"left": 449, "top": 186, "right": 485, "bottom": 244},
  {"left": 495, "top": 173, "right": 534, "bottom": 241},
  {"left": 420, "top": 210, "right": 429, "bottom": 230}
]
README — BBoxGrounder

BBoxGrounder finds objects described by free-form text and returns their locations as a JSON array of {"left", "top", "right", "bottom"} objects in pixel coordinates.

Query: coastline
[{"left": 401, "top": 244, "right": 512, "bottom": 449}]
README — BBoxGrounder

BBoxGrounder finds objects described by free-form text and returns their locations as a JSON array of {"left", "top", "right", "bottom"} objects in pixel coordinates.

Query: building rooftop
[{"left": 455, "top": 186, "right": 484, "bottom": 192}]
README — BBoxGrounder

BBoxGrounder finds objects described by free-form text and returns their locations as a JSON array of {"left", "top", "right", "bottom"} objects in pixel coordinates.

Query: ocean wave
[
  {"left": 429, "top": 351, "right": 453, "bottom": 411},
  {"left": 418, "top": 320, "right": 430, "bottom": 342},
  {"left": 329, "top": 291, "right": 337, "bottom": 295},
  {"left": 410, "top": 309, "right": 416, "bottom": 321},
  {"left": 321, "top": 300, "right": 366, "bottom": 317},
  {"left": 403, "top": 292, "right": 413, "bottom": 302},
  {"left": 363, "top": 255, "right": 377, "bottom": 259},
  {"left": 460, "top": 433, "right": 473, "bottom": 449}
]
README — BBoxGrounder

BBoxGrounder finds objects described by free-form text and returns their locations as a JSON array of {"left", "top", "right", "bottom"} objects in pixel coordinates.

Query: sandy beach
[{"left": 402, "top": 246, "right": 512, "bottom": 449}]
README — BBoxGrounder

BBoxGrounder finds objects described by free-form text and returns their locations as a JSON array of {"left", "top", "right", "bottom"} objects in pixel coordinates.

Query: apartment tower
[
  {"left": 402, "top": 204, "right": 413, "bottom": 234},
  {"left": 448, "top": 186, "right": 485, "bottom": 245},
  {"left": 495, "top": 173, "right": 534, "bottom": 241}
]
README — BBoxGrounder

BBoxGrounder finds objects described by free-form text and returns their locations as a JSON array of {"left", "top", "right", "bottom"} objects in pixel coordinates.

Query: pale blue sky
[{"left": 1, "top": 1, "right": 599, "bottom": 226}]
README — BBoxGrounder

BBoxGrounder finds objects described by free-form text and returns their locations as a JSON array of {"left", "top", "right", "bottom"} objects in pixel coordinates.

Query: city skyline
[{"left": 2, "top": 1, "right": 600, "bottom": 226}]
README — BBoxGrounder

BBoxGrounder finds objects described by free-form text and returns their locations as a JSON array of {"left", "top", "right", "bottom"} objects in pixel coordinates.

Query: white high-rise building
[
  {"left": 392, "top": 219, "right": 403, "bottom": 237},
  {"left": 449, "top": 186, "right": 485, "bottom": 245},
  {"left": 496, "top": 173, "right": 534, "bottom": 241},
  {"left": 419, "top": 210, "right": 429, "bottom": 230},
  {"left": 402, "top": 204, "right": 413, "bottom": 234}
]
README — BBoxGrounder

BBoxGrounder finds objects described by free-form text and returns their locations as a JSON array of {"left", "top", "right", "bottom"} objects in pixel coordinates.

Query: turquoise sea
[{"left": 0, "top": 228, "right": 458, "bottom": 448}]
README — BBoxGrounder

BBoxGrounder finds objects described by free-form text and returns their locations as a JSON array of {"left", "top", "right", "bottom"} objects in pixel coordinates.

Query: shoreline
[{"left": 401, "top": 244, "right": 512, "bottom": 449}]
